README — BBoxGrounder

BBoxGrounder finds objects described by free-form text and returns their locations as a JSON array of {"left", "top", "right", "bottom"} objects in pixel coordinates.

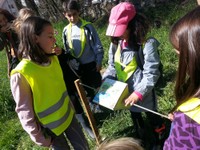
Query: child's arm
[
  {"left": 10, "top": 73, "right": 52, "bottom": 147},
  {"left": 86, "top": 25, "right": 104, "bottom": 70},
  {"left": 134, "top": 38, "right": 160, "bottom": 97}
]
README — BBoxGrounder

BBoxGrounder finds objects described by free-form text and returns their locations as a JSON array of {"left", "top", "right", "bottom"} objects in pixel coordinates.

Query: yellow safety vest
[
  {"left": 11, "top": 56, "right": 74, "bottom": 135},
  {"left": 114, "top": 44, "right": 137, "bottom": 82},
  {"left": 67, "top": 18, "right": 91, "bottom": 58},
  {"left": 177, "top": 97, "right": 200, "bottom": 124}
]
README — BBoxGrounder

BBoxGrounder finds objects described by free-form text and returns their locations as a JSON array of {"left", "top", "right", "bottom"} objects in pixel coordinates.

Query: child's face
[
  {"left": 64, "top": 10, "right": 79, "bottom": 24},
  {"left": 0, "top": 14, "right": 8, "bottom": 27},
  {"left": 120, "top": 29, "right": 129, "bottom": 41},
  {"left": 36, "top": 25, "right": 56, "bottom": 54}
]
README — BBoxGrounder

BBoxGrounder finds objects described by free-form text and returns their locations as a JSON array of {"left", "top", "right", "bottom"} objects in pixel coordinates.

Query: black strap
[{"left": 135, "top": 45, "right": 144, "bottom": 70}]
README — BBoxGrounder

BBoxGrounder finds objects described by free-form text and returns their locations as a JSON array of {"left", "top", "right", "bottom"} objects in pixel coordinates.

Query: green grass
[
  {"left": 0, "top": 51, "right": 16, "bottom": 118},
  {"left": 0, "top": 0, "right": 198, "bottom": 149}
]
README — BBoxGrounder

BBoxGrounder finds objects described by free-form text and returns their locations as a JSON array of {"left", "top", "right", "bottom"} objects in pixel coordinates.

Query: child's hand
[
  {"left": 52, "top": 46, "right": 62, "bottom": 55},
  {"left": 124, "top": 92, "right": 139, "bottom": 106},
  {"left": 168, "top": 113, "right": 174, "bottom": 121}
]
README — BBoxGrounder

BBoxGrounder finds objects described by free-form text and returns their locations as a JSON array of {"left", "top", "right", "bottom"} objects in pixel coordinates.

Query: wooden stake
[{"left": 74, "top": 79, "right": 101, "bottom": 145}]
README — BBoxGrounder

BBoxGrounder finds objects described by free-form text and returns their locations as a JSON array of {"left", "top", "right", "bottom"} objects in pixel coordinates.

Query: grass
[{"left": 0, "top": 0, "right": 198, "bottom": 149}]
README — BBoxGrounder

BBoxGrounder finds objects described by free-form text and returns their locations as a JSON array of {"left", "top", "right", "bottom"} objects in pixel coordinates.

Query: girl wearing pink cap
[{"left": 103, "top": 2, "right": 166, "bottom": 149}]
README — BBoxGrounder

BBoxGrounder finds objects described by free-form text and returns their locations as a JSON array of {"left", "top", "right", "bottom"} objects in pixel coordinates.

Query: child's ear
[{"left": 35, "top": 35, "right": 39, "bottom": 43}]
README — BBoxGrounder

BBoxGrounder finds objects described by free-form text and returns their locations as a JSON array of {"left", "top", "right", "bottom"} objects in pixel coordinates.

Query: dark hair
[
  {"left": 169, "top": 6, "right": 200, "bottom": 109},
  {"left": 111, "top": 13, "right": 150, "bottom": 50},
  {"left": 18, "top": 16, "right": 52, "bottom": 64},
  {"left": 0, "top": 8, "right": 15, "bottom": 22},
  {"left": 128, "top": 13, "right": 150, "bottom": 50},
  {"left": 62, "top": 0, "right": 80, "bottom": 12}
]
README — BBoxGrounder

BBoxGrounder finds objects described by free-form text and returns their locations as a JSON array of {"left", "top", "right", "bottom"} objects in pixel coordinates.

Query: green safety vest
[
  {"left": 177, "top": 97, "right": 200, "bottom": 124},
  {"left": 11, "top": 56, "right": 74, "bottom": 135},
  {"left": 67, "top": 18, "right": 91, "bottom": 58},
  {"left": 114, "top": 44, "right": 137, "bottom": 82}
]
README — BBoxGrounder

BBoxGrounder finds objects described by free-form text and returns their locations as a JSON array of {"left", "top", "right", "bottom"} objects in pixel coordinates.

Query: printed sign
[{"left": 93, "top": 78, "right": 130, "bottom": 110}]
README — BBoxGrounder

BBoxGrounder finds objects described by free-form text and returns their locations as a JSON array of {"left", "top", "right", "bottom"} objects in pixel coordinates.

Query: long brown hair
[
  {"left": 169, "top": 6, "right": 200, "bottom": 109},
  {"left": 18, "top": 16, "right": 52, "bottom": 64}
]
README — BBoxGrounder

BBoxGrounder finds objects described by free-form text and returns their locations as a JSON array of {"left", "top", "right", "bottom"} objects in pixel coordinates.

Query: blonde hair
[
  {"left": 12, "top": 8, "right": 35, "bottom": 34},
  {"left": 96, "top": 137, "right": 144, "bottom": 150}
]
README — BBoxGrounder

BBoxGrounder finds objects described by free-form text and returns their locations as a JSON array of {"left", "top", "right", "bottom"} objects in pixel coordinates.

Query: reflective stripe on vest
[
  {"left": 114, "top": 44, "right": 137, "bottom": 82},
  {"left": 67, "top": 18, "right": 91, "bottom": 58},
  {"left": 177, "top": 97, "right": 200, "bottom": 124},
  {"left": 11, "top": 56, "right": 74, "bottom": 135}
]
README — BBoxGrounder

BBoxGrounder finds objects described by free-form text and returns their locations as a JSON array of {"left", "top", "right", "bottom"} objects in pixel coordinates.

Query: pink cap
[{"left": 106, "top": 2, "right": 136, "bottom": 37}]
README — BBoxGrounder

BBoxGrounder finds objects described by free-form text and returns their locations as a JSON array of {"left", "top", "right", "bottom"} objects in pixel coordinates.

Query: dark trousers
[
  {"left": 130, "top": 111, "right": 164, "bottom": 141},
  {"left": 49, "top": 116, "right": 89, "bottom": 150},
  {"left": 58, "top": 53, "right": 83, "bottom": 114},
  {"left": 79, "top": 61, "right": 102, "bottom": 101}
]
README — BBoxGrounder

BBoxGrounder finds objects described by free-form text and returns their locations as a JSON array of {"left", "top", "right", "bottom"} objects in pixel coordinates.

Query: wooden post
[{"left": 74, "top": 79, "right": 101, "bottom": 145}]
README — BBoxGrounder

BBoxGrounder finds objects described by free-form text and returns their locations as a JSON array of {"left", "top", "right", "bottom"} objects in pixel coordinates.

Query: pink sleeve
[
  {"left": 10, "top": 73, "right": 52, "bottom": 147},
  {"left": 134, "top": 91, "right": 143, "bottom": 101}
]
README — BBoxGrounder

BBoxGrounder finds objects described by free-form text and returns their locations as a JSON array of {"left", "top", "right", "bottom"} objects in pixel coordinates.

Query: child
[
  {"left": 163, "top": 6, "right": 200, "bottom": 150},
  {"left": 61, "top": 0, "right": 104, "bottom": 138},
  {"left": 96, "top": 137, "right": 144, "bottom": 150},
  {"left": 62, "top": 0, "right": 104, "bottom": 101},
  {"left": 102, "top": 2, "right": 166, "bottom": 149},
  {"left": 11, "top": 8, "right": 35, "bottom": 35},
  {"left": 10, "top": 16, "right": 89, "bottom": 149},
  {"left": 0, "top": 8, "right": 19, "bottom": 77}
]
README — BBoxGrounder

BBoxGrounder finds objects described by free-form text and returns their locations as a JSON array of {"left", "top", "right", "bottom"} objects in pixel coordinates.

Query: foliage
[
  {"left": 0, "top": 51, "right": 16, "bottom": 118},
  {"left": 0, "top": 0, "right": 198, "bottom": 149}
]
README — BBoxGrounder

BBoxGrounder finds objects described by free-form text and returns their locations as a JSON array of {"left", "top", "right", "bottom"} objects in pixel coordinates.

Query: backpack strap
[{"left": 135, "top": 44, "right": 144, "bottom": 70}]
